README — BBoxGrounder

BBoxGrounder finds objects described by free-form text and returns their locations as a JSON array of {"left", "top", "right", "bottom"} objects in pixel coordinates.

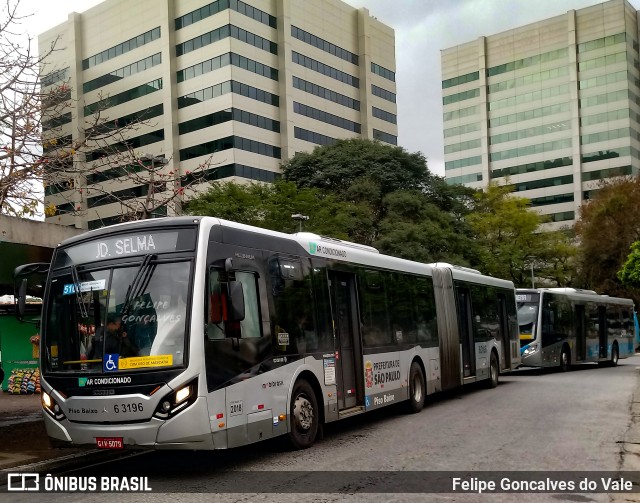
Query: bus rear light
[
  {"left": 153, "top": 378, "right": 198, "bottom": 420},
  {"left": 216, "top": 413, "right": 223, "bottom": 419},
  {"left": 257, "top": 404, "right": 264, "bottom": 410},
  {"left": 218, "top": 422, "right": 225, "bottom": 428},
  {"left": 278, "top": 414, "right": 285, "bottom": 421}
]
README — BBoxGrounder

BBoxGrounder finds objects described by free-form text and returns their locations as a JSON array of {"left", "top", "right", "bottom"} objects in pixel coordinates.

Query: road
[{"left": 6, "top": 355, "right": 640, "bottom": 502}]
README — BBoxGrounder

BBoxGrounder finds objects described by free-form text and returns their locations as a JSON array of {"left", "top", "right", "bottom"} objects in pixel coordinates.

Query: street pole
[{"left": 531, "top": 264, "right": 535, "bottom": 288}]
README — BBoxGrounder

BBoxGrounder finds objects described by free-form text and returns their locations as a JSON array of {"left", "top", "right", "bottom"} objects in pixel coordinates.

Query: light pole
[
  {"left": 139, "top": 154, "right": 168, "bottom": 219},
  {"left": 291, "top": 213, "right": 309, "bottom": 232}
]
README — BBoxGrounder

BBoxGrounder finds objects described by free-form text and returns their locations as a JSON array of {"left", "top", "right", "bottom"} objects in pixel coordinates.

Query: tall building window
[
  {"left": 175, "top": 0, "right": 276, "bottom": 30},
  {"left": 83, "top": 54, "right": 161, "bottom": 93},
  {"left": 291, "top": 26, "right": 357, "bottom": 64},
  {"left": 176, "top": 25, "right": 276, "bottom": 57},
  {"left": 442, "top": 71, "right": 479, "bottom": 89},
  {"left": 293, "top": 76, "right": 360, "bottom": 110},
  {"left": 84, "top": 79, "right": 162, "bottom": 116},
  {"left": 373, "top": 129, "right": 397, "bottom": 145},
  {"left": 177, "top": 53, "right": 277, "bottom": 82},
  {"left": 82, "top": 27, "right": 160, "bottom": 70},
  {"left": 294, "top": 127, "right": 335, "bottom": 146},
  {"left": 293, "top": 102, "right": 360, "bottom": 133},
  {"left": 177, "top": 80, "right": 279, "bottom": 109},
  {"left": 371, "top": 62, "right": 395, "bottom": 82},
  {"left": 292, "top": 51, "right": 358, "bottom": 87}
]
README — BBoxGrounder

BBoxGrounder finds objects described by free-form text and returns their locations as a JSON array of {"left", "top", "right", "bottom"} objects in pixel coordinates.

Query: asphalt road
[{"left": 6, "top": 354, "right": 640, "bottom": 502}]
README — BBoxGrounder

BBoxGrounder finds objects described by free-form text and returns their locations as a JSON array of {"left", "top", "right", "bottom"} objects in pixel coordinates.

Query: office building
[
  {"left": 441, "top": 0, "right": 639, "bottom": 228},
  {"left": 40, "top": 0, "right": 397, "bottom": 229}
]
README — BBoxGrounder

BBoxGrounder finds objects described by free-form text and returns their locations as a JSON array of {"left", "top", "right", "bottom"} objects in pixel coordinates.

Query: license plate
[{"left": 96, "top": 437, "right": 123, "bottom": 449}]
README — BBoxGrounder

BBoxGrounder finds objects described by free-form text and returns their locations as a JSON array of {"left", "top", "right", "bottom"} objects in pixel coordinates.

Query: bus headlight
[
  {"left": 42, "top": 391, "right": 66, "bottom": 421},
  {"left": 523, "top": 343, "right": 539, "bottom": 357},
  {"left": 153, "top": 378, "right": 198, "bottom": 420}
]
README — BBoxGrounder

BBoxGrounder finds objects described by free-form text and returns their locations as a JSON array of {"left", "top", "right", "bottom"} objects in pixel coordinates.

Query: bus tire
[
  {"left": 485, "top": 351, "right": 499, "bottom": 389},
  {"left": 406, "top": 361, "right": 426, "bottom": 413},
  {"left": 609, "top": 343, "right": 619, "bottom": 367},
  {"left": 559, "top": 346, "right": 570, "bottom": 372},
  {"left": 289, "top": 379, "right": 319, "bottom": 450}
]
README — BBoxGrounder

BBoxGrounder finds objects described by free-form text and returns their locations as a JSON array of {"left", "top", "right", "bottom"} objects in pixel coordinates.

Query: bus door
[
  {"left": 497, "top": 293, "right": 511, "bottom": 370},
  {"left": 575, "top": 304, "right": 586, "bottom": 361},
  {"left": 598, "top": 306, "right": 608, "bottom": 359},
  {"left": 329, "top": 271, "right": 363, "bottom": 410},
  {"left": 456, "top": 287, "right": 475, "bottom": 378}
]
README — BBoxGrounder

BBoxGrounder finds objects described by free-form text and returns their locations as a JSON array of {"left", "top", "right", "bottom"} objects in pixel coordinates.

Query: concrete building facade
[
  {"left": 40, "top": 0, "right": 397, "bottom": 229},
  {"left": 441, "top": 0, "right": 640, "bottom": 228}
]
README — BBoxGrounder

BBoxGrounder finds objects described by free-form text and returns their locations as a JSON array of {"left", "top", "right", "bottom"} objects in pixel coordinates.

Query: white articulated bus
[
  {"left": 15, "top": 217, "right": 520, "bottom": 450},
  {"left": 518, "top": 288, "right": 635, "bottom": 370}
]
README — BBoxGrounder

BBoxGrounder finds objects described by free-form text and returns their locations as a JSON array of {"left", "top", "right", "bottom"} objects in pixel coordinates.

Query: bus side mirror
[
  {"left": 228, "top": 282, "right": 245, "bottom": 323},
  {"left": 16, "top": 278, "right": 27, "bottom": 320}
]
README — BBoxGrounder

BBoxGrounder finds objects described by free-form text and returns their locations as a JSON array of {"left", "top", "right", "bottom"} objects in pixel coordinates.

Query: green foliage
[
  {"left": 375, "top": 190, "right": 477, "bottom": 265},
  {"left": 184, "top": 180, "right": 359, "bottom": 238},
  {"left": 575, "top": 176, "right": 640, "bottom": 304},
  {"left": 466, "top": 184, "right": 575, "bottom": 286},
  {"left": 617, "top": 241, "right": 640, "bottom": 288}
]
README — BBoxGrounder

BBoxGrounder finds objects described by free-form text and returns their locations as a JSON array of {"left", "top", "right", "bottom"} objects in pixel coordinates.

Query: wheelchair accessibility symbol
[{"left": 104, "top": 354, "right": 119, "bottom": 372}]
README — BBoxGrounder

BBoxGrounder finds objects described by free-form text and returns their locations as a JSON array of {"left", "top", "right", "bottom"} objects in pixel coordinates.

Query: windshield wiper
[
  {"left": 121, "top": 254, "right": 156, "bottom": 316},
  {"left": 70, "top": 265, "right": 89, "bottom": 319}
]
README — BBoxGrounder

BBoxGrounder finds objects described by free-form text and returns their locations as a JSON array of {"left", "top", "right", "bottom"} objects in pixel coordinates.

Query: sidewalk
[{"left": 0, "top": 392, "right": 89, "bottom": 470}]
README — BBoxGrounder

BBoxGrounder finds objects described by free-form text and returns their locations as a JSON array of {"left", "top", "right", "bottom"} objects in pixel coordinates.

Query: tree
[
  {"left": 282, "top": 139, "right": 475, "bottom": 252},
  {"left": 466, "top": 184, "right": 576, "bottom": 286},
  {"left": 0, "top": 1, "right": 210, "bottom": 223},
  {"left": 0, "top": 1, "right": 65, "bottom": 217},
  {"left": 185, "top": 180, "right": 362, "bottom": 237},
  {"left": 375, "top": 190, "right": 478, "bottom": 265},
  {"left": 618, "top": 241, "right": 640, "bottom": 288},
  {"left": 575, "top": 176, "right": 640, "bottom": 303}
]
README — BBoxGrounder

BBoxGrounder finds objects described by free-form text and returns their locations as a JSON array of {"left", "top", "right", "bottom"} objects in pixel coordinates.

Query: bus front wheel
[
  {"left": 289, "top": 379, "right": 319, "bottom": 449},
  {"left": 406, "top": 361, "right": 426, "bottom": 413},
  {"left": 485, "top": 352, "right": 499, "bottom": 389}
]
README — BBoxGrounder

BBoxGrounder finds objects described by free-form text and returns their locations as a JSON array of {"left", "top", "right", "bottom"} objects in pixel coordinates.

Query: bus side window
[
  {"left": 207, "top": 270, "right": 225, "bottom": 340},
  {"left": 207, "top": 269, "right": 261, "bottom": 340}
]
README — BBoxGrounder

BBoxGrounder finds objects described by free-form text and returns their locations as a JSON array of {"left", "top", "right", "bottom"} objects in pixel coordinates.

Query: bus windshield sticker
[
  {"left": 118, "top": 354, "right": 173, "bottom": 370},
  {"left": 323, "top": 358, "right": 336, "bottom": 386},
  {"left": 62, "top": 279, "right": 106, "bottom": 295},
  {"left": 277, "top": 332, "right": 289, "bottom": 346}
]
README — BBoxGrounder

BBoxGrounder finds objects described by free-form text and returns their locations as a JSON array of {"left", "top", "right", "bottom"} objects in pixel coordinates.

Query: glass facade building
[
  {"left": 441, "top": 0, "right": 640, "bottom": 228},
  {"left": 40, "top": 0, "right": 397, "bottom": 229}
]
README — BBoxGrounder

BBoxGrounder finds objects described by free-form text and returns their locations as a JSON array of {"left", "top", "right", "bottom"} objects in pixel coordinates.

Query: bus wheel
[
  {"left": 406, "top": 361, "right": 425, "bottom": 413},
  {"left": 485, "top": 352, "right": 499, "bottom": 389},
  {"left": 609, "top": 343, "right": 619, "bottom": 367},
  {"left": 560, "top": 347, "right": 570, "bottom": 372},
  {"left": 289, "top": 379, "right": 319, "bottom": 449}
]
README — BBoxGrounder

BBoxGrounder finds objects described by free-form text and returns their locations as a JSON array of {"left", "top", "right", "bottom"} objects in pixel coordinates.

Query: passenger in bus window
[{"left": 88, "top": 314, "right": 138, "bottom": 359}]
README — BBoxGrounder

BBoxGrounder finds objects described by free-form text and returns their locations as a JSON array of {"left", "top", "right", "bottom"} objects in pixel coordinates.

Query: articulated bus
[
  {"left": 15, "top": 217, "right": 520, "bottom": 451},
  {"left": 517, "top": 288, "right": 635, "bottom": 371}
]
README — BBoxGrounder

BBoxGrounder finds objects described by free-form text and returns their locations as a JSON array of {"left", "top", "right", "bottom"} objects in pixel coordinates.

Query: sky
[{"left": 19, "top": 0, "right": 640, "bottom": 176}]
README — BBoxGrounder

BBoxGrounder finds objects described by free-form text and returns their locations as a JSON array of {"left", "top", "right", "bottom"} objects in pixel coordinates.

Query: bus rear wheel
[
  {"left": 559, "top": 347, "right": 570, "bottom": 372},
  {"left": 609, "top": 343, "right": 619, "bottom": 367},
  {"left": 406, "top": 361, "right": 426, "bottom": 413},
  {"left": 289, "top": 379, "right": 319, "bottom": 450},
  {"left": 485, "top": 352, "right": 499, "bottom": 389}
]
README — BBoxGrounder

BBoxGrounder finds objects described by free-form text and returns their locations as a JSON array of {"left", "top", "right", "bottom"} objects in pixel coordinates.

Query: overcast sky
[{"left": 20, "top": 0, "right": 640, "bottom": 175}]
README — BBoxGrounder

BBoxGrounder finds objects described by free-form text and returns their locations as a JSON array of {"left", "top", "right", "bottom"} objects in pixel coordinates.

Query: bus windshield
[
  {"left": 517, "top": 302, "right": 539, "bottom": 346},
  {"left": 44, "top": 260, "right": 191, "bottom": 374}
]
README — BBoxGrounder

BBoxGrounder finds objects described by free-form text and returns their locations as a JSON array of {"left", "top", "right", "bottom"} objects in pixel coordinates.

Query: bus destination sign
[{"left": 56, "top": 230, "right": 195, "bottom": 267}]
